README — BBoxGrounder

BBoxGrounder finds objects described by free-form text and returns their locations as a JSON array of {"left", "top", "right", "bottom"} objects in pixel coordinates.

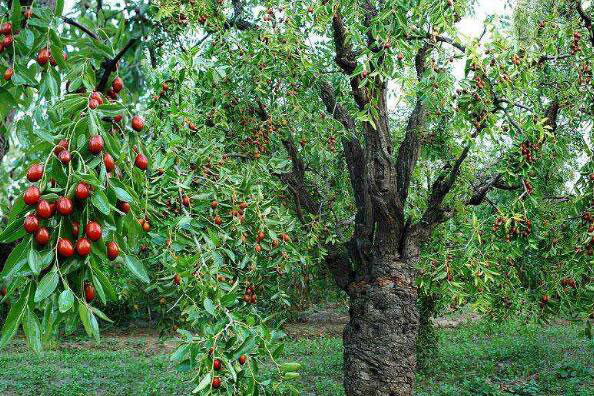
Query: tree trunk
[
  {"left": 343, "top": 253, "right": 419, "bottom": 396},
  {"left": 416, "top": 293, "right": 438, "bottom": 372}
]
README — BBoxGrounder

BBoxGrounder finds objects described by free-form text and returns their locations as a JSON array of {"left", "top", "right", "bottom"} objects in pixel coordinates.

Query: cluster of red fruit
[
  {"left": 242, "top": 286, "right": 257, "bottom": 304},
  {"left": 152, "top": 81, "right": 169, "bottom": 101},
  {"left": 492, "top": 215, "right": 532, "bottom": 241},
  {"left": 327, "top": 135, "right": 337, "bottom": 152},
  {"left": 507, "top": 216, "right": 532, "bottom": 241},
  {"left": 36, "top": 46, "right": 67, "bottom": 67},
  {"left": 0, "top": 22, "right": 13, "bottom": 81},
  {"left": 577, "top": 63, "right": 592, "bottom": 85},
  {"left": 23, "top": 162, "right": 119, "bottom": 253},
  {"left": 523, "top": 179, "right": 533, "bottom": 195},
  {"left": 512, "top": 53, "right": 521, "bottom": 66},
  {"left": 491, "top": 217, "right": 505, "bottom": 232},
  {"left": 0, "top": 22, "right": 13, "bottom": 54},
  {"left": 22, "top": 163, "right": 120, "bottom": 302},
  {"left": 207, "top": 351, "right": 247, "bottom": 389},
  {"left": 560, "top": 278, "right": 577, "bottom": 288},
  {"left": 87, "top": 77, "right": 122, "bottom": 109},
  {"left": 519, "top": 141, "right": 540, "bottom": 164},
  {"left": 227, "top": 201, "right": 248, "bottom": 223},
  {"left": 571, "top": 31, "right": 582, "bottom": 55},
  {"left": 241, "top": 120, "right": 274, "bottom": 159}
]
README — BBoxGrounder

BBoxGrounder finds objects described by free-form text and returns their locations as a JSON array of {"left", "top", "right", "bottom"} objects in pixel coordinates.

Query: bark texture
[{"left": 343, "top": 256, "right": 419, "bottom": 395}]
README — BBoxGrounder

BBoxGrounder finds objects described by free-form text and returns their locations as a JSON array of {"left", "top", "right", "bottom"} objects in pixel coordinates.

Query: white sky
[{"left": 458, "top": 1, "right": 509, "bottom": 38}]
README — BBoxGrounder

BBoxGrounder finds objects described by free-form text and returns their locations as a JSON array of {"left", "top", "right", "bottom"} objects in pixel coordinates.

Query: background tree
[
  {"left": 152, "top": 0, "right": 593, "bottom": 394},
  {"left": 2, "top": 0, "right": 593, "bottom": 395}
]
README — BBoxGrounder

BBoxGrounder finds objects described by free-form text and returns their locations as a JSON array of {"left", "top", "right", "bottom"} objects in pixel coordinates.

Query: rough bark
[{"left": 343, "top": 252, "right": 419, "bottom": 396}]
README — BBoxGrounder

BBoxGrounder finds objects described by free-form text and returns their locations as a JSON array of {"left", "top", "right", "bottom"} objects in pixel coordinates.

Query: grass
[{"left": 0, "top": 320, "right": 592, "bottom": 395}]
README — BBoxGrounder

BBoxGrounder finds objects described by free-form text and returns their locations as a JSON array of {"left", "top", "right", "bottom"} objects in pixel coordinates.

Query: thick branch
[
  {"left": 96, "top": 39, "right": 137, "bottom": 92},
  {"left": 395, "top": 44, "right": 431, "bottom": 203},
  {"left": 332, "top": 9, "right": 358, "bottom": 74},
  {"left": 325, "top": 247, "right": 355, "bottom": 291},
  {"left": 320, "top": 81, "right": 356, "bottom": 131}
]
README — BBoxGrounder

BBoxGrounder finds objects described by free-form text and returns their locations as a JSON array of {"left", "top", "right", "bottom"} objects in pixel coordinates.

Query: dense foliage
[{"left": 1, "top": 0, "right": 593, "bottom": 394}]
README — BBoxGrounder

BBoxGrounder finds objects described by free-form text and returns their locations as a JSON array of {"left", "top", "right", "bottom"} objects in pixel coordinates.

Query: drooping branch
[
  {"left": 63, "top": 17, "right": 99, "bottom": 40},
  {"left": 410, "top": 32, "right": 466, "bottom": 53},
  {"left": 95, "top": 39, "right": 137, "bottom": 92},
  {"left": 467, "top": 99, "right": 560, "bottom": 206}
]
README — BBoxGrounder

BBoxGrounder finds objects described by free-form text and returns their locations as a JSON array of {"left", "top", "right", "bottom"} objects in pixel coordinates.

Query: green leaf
[
  {"left": 0, "top": 283, "right": 30, "bottom": 349},
  {"left": 123, "top": 255, "right": 150, "bottom": 283},
  {"left": 92, "top": 275, "right": 106, "bottom": 304},
  {"left": 34, "top": 269, "right": 59, "bottom": 303},
  {"left": 233, "top": 334, "right": 256, "bottom": 359},
  {"left": 112, "top": 186, "right": 133, "bottom": 203},
  {"left": 78, "top": 303, "right": 93, "bottom": 337},
  {"left": 7, "top": 196, "right": 26, "bottom": 223},
  {"left": 50, "top": 31, "right": 66, "bottom": 68},
  {"left": 0, "top": 218, "right": 22, "bottom": 243},
  {"left": 220, "top": 292, "right": 237, "bottom": 307},
  {"left": 280, "top": 362, "right": 302, "bottom": 372},
  {"left": 58, "top": 289, "right": 74, "bottom": 313},
  {"left": 10, "top": 0, "right": 22, "bottom": 27},
  {"left": 193, "top": 373, "right": 211, "bottom": 393},
  {"left": 170, "top": 344, "right": 191, "bottom": 362},
  {"left": 89, "top": 311, "right": 100, "bottom": 342},
  {"left": 91, "top": 190, "right": 111, "bottom": 215},
  {"left": 90, "top": 262, "right": 116, "bottom": 300},
  {"left": 91, "top": 307, "right": 113, "bottom": 323},
  {"left": 54, "top": 0, "right": 64, "bottom": 16},
  {"left": 22, "top": 308, "right": 42, "bottom": 353},
  {"left": 1, "top": 239, "right": 29, "bottom": 278},
  {"left": 203, "top": 298, "right": 216, "bottom": 316},
  {"left": 28, "top": 248, "right": 42, "bottom": 275}
]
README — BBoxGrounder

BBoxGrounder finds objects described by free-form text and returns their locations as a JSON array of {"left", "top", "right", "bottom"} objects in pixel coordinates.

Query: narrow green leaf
[
  {"left": 92, "top": 275, "right": 106, "bottom": 304},
  {"left": 111, "top": 186, "right": 133, "bottom": 203},
  {"left": 0, "top": 283, "right": 30, "bottom": 349},
  {"left": 193, "top": 373, "right": 212, "bottom": 393},
  {"left": 10, "top": 0, "right": 22, "bottom": 27},
  {"left": 22, "top": 308, "right": 42, "bottom": 353},
  {"left": 58, "top": 289, "right": 74, "bottom": 313},
  {"left": 91, "top": 190, "right": 110, "bottom": 215},
  {"left": 123, "top": 255, "right": 150, "bottom": 283},
  {"left": 54, "top": 0, "right": 64, "bottom": 16},
  {"left": 203, "top": 298, "right": 216, "bottom": 316},
  {"left": 78, "top": 303, "right": 93, "bottom": 337},
  {"left": 28, "top": 248, "right": 42, "bottom": 275},
  {"left": 34, "top": 270, "right": 59, "bottom": 303}
]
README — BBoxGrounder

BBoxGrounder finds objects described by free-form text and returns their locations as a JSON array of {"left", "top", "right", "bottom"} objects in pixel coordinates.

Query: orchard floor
[{"left": 0, "top": 308, "right": 592, "bottom": 396}]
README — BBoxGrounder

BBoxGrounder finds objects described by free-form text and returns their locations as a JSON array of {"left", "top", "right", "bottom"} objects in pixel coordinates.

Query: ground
[{"left": 0, "top": 306, "right": 592, "bottom": 395}]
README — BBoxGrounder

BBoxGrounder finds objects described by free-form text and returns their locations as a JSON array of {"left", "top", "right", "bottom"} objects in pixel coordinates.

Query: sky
[{"left": 458, "top": 1, "right": 509, "bottom": 38}]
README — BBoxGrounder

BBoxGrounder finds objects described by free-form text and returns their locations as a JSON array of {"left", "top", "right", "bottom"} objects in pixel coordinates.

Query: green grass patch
[{"left": 0, "top": 320, "right": 591, "bottom": 395}]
